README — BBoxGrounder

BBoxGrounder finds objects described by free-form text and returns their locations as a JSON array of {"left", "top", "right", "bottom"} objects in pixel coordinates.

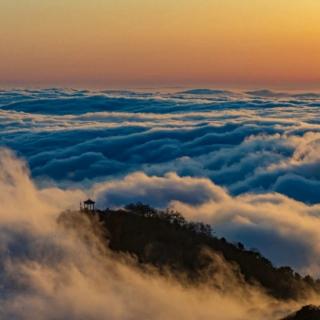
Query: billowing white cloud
[{"left": 94, "top": 171, "right": 229, "bottom": 208}]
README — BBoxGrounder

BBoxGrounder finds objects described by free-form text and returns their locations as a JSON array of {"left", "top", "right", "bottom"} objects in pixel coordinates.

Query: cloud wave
[{"left": 1, "top": 89, "right": 320, "bottom": 202}]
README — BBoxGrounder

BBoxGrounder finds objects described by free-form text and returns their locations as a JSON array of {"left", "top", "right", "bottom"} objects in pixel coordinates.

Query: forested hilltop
[{"left": 58, "top": 203, "right": 320, "bottom": 318}]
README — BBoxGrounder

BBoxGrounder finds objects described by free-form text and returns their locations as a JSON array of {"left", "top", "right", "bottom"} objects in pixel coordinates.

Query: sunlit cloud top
[{"left": 1, "top": 0, "right": 320, "bottom": 87}]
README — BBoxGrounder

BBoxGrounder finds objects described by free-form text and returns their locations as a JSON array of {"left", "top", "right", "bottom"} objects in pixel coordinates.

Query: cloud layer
[
  {"left": 1, "top": 88, "right": 320, "bottom": 203},
  {"left": 1, "top": 88, "right": 320, "bottom": 275}
]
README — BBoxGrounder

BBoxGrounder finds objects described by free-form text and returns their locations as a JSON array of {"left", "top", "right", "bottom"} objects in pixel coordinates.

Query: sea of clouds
[
  {"left": 2, "top": 88, "right": 320, "bottom": 273},
  {"left": 2, "top": 88, "right": 320, "bottom": 201},
  {"left": 1, "top": 88, "right": 320, "bottom": 318}
]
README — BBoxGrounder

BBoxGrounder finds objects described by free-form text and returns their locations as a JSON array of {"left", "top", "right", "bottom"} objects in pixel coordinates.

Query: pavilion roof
[{"left": 84, "top": 199, "right": 95, "bottom": 205}]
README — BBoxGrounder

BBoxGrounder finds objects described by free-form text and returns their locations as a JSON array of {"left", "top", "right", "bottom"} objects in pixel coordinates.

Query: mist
[{"left": 0, "top": 148, "right": 318, "bottom": 320}]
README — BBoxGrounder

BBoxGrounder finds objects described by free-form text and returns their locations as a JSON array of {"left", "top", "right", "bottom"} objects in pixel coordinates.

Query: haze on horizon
[{"left": 1, "top": 0, "right": 320, "bottom": 88}]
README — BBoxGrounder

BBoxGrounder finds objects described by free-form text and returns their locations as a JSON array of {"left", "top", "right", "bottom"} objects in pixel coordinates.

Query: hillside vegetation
[{"left": 58, "top": 203, "right": 320, "bottom": 301}]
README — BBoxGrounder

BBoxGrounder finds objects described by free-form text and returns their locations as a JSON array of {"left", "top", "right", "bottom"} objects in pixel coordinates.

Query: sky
[{"left": 1, "top": 0, "right": 320, "bottom": 88}]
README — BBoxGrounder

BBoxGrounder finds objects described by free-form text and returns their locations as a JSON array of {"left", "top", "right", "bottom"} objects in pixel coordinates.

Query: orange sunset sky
[{"left": 1, "top": 0, "right": 320, "bottom": 88}]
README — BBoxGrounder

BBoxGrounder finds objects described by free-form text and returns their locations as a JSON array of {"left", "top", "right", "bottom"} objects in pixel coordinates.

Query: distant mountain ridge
[
  {"left": 246, "top": 89, "right": 320, "bottom": 99},
  {"left": 178, "top": 88, "right": 234, "bottom": 95}
]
